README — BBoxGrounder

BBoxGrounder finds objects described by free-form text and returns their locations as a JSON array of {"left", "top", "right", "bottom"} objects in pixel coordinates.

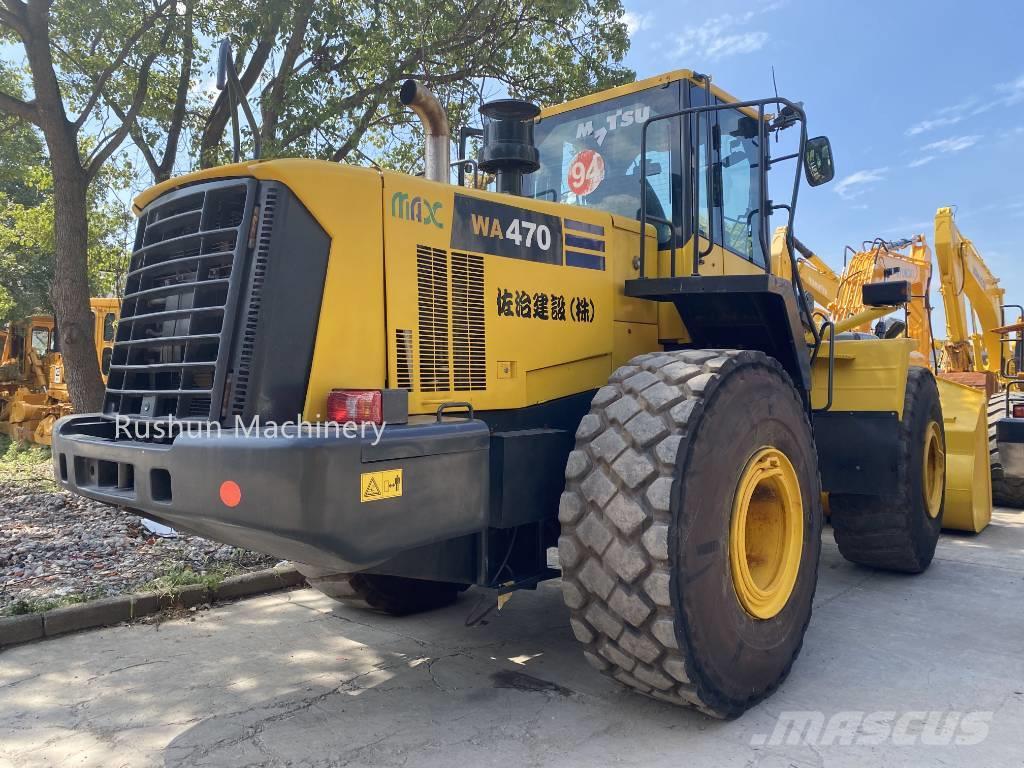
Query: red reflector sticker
[{"left": 219, "top": 480, "right": 242, "bottom": 507}]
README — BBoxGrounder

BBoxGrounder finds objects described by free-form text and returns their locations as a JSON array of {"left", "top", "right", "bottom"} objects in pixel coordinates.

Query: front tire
[
  {"left": 829, "top": 366, "right": 945, "bottom": 573},
  {"left": 558, "top": 349, "right": 821, "bottom": 718}
]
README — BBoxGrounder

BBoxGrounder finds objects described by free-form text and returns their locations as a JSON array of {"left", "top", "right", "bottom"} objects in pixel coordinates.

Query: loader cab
[
  {"left": 522, "top": 71, "right": 835, "bottom": 396},
  {"left": 523, "top": 72, "right": 794, "bottom": 273}
]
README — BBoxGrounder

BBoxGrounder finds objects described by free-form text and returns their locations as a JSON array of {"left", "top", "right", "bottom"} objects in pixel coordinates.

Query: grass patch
[
  {"left": 2, "top": 588, "right": 109, "bottom": 617},
  {"left": 142, "top": 562, "right": 249, "bottom": 597},
  {"left": 0, "top": 435, "right": 50, "bottom": 465},
  {"left": 0, "top": 434, "right": 57, "bottom": 493}
]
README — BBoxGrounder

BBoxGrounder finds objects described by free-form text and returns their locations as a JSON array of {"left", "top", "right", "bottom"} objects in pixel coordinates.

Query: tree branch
[
  {"left": 0, "top": 88, "right": 38, "bottom": 123},
  {"left": 84, "top": 21, "right": 173, "bottom": 181},
  {"left": 329, "top": 93, "right": 385, "bottom": 162},
  {"left": 72, "top": 0, "right": 175, "bottom": 129},
  {"left": 0, "top": 6, "right": 27, "bottom": 38}
]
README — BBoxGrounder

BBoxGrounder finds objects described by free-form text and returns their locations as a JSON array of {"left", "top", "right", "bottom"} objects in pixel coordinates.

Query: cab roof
[{"left": 538, "top": 69, "right": 749, "bottom": 120}]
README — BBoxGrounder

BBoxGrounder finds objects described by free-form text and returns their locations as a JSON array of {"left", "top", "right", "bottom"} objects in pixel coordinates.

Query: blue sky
[{"left": 621, "top": 0, "right": 1024, "bottom": 314}]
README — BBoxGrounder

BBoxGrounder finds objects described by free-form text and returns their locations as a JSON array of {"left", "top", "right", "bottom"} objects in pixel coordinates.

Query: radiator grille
[
  {"left": 450, "top": 252, "right": 486, "bottom": 391},
  {"left": 416, "top": 245, "right": 450, "bottom": 392},
  {"left": 395, "top": 329, "right": 414, "bottom": 391},
  {"left": 104, "top": 179, "right": 256, "bottom": 424}
]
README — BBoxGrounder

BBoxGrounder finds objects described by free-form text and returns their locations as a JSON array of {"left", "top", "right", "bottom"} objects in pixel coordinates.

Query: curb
[{"left": 0, "top": 565, "right": 306, "bottom": 649}]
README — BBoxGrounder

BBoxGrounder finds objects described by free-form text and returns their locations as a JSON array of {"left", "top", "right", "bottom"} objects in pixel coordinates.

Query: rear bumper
[
  {"left": 52, "top": 414, "right": 489, "bottom": 572},
  {"left": 996, "top": 417, "right": 1024, "bottom": 478}
]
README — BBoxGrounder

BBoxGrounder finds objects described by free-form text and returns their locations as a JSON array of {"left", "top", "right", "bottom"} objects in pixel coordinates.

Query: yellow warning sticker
[{"left": 360, "top": 468, "right": 403, "bottom": 502}]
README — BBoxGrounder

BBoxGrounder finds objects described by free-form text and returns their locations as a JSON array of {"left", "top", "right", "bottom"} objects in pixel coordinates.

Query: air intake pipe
[
  {"left": 399, "top": 79, "right": 451, "bottom": 183},
  {"left": 478, "top": 99, "right": 541, "bottom": 196}
]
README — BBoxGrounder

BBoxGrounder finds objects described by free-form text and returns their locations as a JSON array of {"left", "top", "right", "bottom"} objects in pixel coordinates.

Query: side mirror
[{"left": 804, "top": 136, "right": 835, "bottom": 187}]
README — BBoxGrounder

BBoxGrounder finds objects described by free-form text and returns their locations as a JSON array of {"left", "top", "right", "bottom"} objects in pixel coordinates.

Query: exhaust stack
[{"left": 400, "top": 80, "right": 450, "bottom": 183}]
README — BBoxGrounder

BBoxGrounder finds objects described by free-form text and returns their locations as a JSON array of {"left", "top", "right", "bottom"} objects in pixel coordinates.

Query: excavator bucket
[{"left": 937, "top": 377, "right": 992, "bottom": 532}]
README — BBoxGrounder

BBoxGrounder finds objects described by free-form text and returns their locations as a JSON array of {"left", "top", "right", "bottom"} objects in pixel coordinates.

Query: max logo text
[{"left": 391, "top": 192, "right": 444, "bottom": 229}]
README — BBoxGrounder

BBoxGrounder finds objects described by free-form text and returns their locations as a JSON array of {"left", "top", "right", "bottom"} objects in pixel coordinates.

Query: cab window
[
  {"left": 717, "top": 107, "right": 764, "bottom": 266},
  {"left": 525, "top": 84, "right": 681, "bottom": 244},
  {"left": 103, "top": 312, "right": 116, "bottom": 342},
  {"left": 31, "top": 327, "right": 50, "bottom": 356}
]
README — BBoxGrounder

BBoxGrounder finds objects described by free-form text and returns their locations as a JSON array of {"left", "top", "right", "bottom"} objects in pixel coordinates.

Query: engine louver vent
[
  {"left": 450, "top": 252, "right": 486, "bottom": 391},
  {"left": 395, "top": 329, "right": 414, "bottom": 391},
  {"left": 229, "top": 185, "right": 278, "bottom": 416},
  {"left": 104, "top": 179, "right": 256, "bottom": 426},
  {"left": 416, "top": 245, "right": 450, "bottom": 392}
]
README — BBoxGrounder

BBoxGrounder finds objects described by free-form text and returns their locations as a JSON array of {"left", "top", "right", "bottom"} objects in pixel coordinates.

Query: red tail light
[
  {"left": 1012, "top": 403, "right": 1024, "bottom": 419},
  {"left": 327, "top": 389, "right": 382, "bottom": 424}
]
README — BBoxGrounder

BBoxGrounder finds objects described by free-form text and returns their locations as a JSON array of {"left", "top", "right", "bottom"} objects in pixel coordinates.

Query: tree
[
  {"left": 0, "top": 0, "right": 184, "bottom": 410},
  {"left": 118, "top": 0, "right": 633, "bottom": 173},
  {"left": 0, "top": 157, "right": 134, "bottom": 324}
]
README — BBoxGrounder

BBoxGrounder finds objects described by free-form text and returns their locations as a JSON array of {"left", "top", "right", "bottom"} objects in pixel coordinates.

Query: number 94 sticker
[{"left": 568, "top": 149, "right": 605, "bottom": 197}]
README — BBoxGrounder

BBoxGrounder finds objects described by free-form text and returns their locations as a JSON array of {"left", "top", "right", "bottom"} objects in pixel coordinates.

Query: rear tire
[
  {"left": 296, "top": 564, "right": 464, "bottom": 616},
  {"left": 988, "top": 391, "right": 1024, "bottom": 508},
  {"left": 559, "top": 349, "right": 821, "bottom": 718},
  {"left": 830, "top": 366, "right": 944, "bottom": 573}
]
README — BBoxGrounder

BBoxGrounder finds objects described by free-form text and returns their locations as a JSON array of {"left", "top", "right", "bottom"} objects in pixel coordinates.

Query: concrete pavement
[{"left": 2, "top": 512, "right": 1023, "bottom": 767}]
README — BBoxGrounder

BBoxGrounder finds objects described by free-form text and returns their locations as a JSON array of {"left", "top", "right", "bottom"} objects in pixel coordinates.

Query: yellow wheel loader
[
  {"left": 0, "top": 299, "right": 119, "bottom": 445},
  {"left": 51, "top": 66, "right": 969, "bottom": 717},
  {"left": 774, "top": 229, "right": 993, "bottom": 532}
]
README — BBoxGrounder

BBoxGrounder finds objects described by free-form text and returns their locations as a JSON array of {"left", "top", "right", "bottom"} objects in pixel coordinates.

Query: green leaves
[{"left": 191, "top": 0, "right": 633, "bottom": 172}]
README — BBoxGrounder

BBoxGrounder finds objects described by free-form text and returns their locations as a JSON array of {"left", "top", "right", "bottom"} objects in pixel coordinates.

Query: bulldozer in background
[
  {"left": 0, "top": 299, "right": 119, "bottom": 445},
  {"left": 51, "top": 61, "right": 992, "bottom": 717}
]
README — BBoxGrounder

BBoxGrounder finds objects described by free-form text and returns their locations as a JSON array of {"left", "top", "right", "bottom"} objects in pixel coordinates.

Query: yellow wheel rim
[
  {"left": 922, "top": 421, "right": 945, "bottom": 519},
  {"left": 730, "top": 447, "right": 804, "bottom": 620}
]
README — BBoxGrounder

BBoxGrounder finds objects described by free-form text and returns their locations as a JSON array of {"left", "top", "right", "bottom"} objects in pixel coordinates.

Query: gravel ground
[{"left": 0, "top": 439, "right": 276, "bottom": 614}]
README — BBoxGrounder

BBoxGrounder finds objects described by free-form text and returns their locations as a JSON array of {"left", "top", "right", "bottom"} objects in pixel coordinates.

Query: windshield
[{"left": 523, "top": 84, "right": 681, "bottom": 232}]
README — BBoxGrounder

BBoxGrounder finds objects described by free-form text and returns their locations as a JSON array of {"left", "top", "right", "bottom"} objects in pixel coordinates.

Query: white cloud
[
  {"left": 997, "top": 74, "right": 1024, "bottom": 106},
  {"left": 970, "top": 74, "right": 1024, "bottom": 115},
  {"left": 674, "top": 3, "right": 782, "bottom": 61},
  {"left": 834, "top": 167, "right": 887, "bottom": 200},
  {"left": 905, "top": 115, "right": 962, "bottom": 136},
  {"left": 908, "top": 155, "right": 935, "bottom": 168},
  {"left": 622, "top": 10, "right": 654, "bottom": 37},
  {"left": 921, "top": 135, "right": 981, "bottom": 153}
]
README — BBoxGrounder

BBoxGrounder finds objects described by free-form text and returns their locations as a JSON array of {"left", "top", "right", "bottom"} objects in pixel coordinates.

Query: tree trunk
[
  {"left": 16, "top": 0, "right": 106, "bottom": 413},
  {"left": 49, "top": 150, "right": 105, "bottom": 412}
]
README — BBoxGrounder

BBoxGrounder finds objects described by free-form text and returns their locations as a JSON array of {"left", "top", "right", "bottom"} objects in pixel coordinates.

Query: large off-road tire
[
  {"left": 829, "top": 366, "right": 945, "bottom": 573},
  {"left": 988, "top": 391, "right": 1024, "bottom": 508},
  {"left": 558, "top": 349, "right": 822, "bottom": 718},
  {"left": 296, "top": 564, "right": 464, "bottom": 616}
]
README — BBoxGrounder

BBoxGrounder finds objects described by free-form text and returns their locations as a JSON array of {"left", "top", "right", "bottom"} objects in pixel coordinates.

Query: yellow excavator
[
  {"left": 0, "top": 299, "right": 119, "bottom": 445},
  {"left": 933, "top": 208, "right": 1024, "bottom": 506}
]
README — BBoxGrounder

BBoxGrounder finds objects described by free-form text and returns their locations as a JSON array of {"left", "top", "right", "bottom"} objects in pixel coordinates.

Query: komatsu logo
[{"left": 391, "top": 191, "right": 444, "bottom": 229}]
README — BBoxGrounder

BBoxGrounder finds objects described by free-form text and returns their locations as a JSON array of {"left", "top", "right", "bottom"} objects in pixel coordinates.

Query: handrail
[{"left": 638, "top": 96, "right": 809, "bottom": 287}]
